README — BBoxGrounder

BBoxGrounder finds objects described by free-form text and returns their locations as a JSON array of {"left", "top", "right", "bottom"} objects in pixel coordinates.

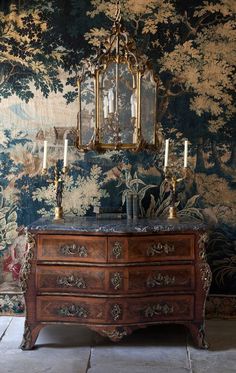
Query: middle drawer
[{"left": 36, "top": 264, "right": 195, "bottom": 294}]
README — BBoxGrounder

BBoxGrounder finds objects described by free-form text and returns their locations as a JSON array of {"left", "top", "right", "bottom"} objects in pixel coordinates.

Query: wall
[{"left": 0, "top": 0, "right": 236, "bottom": 315}]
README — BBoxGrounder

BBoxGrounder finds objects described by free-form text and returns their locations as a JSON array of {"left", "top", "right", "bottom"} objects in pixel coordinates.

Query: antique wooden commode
[{"left": 20, "top": 216, "right": 211, "bottom": 349}]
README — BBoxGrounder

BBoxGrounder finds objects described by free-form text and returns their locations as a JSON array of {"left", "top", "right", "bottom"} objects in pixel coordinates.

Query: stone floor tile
[
  {"left": 88, "top": 362, "right": 190, "bottom": 373},
  {"left": 0, "top": 318, "right": 92, "bottom": 373},
  {"left": 0, "top": 316, "right": 12, "bottom": 340},
  {"left": 0, "top": 316, "right": 25, "bottom": 349},
  {"left": 1, "top": 318, "right": 236, "bottom": 373},
  {"left": 188, "top": 320, "right": 236, "bottom": 373},
  {"left": 0, "top": 351, "right": 90, "bottom": 373},
  {"left": 89, "top": 325, "right": 190, "bottom": 373}
]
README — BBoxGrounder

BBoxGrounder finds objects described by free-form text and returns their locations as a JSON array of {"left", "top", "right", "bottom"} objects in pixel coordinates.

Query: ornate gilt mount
[
  {"left": 144, "top": 303, "right": 174, "bottom": 318},
  {"left": 198, "top": 232, "right": 209, "bottom": 260},
  {"left": 59, "top": 243, "right": 88, "bottom": 257},
  {"left": 110, "top": 304, "right": 122, "bottom": 321},
  {"left": 101, "top": 328, "right": 128, "bottom": 341},
  {"left": 112, "top": 241, "right": 123, "bottom": 259},
  {"left": 146, "top": 272, "right": 175, "bottom": 288},
  {"left": 58, "top": 304, "right": 88, "bottom": 318},
  {"left": 20, "top": 230, "right": 35, "bottom": 293},
  {"left": 147, "top": 242, "right": 175, "bottom": 257},
  {"left": 110, "top": 272, "right": 123, "bottom": 290},
  {"left": 57, "top": 274, "right": 86, "bottom": 289},
  {"left": 200, "top": 263, "right": 212, "bottom": 292},
  {"left": 20, "top": 321, "right": 32, "bottom": 350}
]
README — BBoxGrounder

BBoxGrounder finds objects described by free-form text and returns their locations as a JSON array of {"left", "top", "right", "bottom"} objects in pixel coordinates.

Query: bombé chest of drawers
[{"left": 20, "top": 217, "right": 211, "bottom": 350}]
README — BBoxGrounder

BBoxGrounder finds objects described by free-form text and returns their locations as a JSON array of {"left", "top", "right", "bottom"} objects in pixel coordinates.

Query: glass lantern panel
[
  {"left": 99, "top": 62, "right": 135, "bottom": 145},
  {"left": 80, "top": 77, "right": 95, "bottom": 146},
  {"left": 141, "top": 70, "right": 156, "bottom": 144}
]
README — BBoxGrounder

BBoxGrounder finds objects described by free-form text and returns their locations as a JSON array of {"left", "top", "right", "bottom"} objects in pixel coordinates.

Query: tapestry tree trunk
[{"left": 195, "top": 137, "right": 205, "bottom": 172}]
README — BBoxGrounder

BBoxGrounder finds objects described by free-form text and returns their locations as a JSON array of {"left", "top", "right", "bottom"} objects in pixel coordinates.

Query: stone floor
[{"left": 0, "top": 318, "right": 236, "bottom": 373}]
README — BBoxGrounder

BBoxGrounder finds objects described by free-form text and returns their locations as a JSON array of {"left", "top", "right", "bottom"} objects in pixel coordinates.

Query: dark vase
[{"left": 126, "top": 193, "right": 133, "bottom": 219}]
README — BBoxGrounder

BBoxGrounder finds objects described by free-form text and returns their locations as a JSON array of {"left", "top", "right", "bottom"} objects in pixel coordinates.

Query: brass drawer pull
[
  {"left": 58, "top": 304, "right": 88, "bottom": 318},
  {"left": 111, "top": 272, "right": 122, "bottom": 290},
  {"left": 110, "top": 304, "right": 122, "bottom": 321},
  {"left": 146, "top": 273, "right": 175, "bottom": 288},
  {"left": 59, "top": 244, "right": 88, "bottom": 257},
  {"left": 144, "top": 303, "right": 174, "bottom": 318},
  {"left": 112, "top": 241, "right": 123, "bottom": 259},
  {"left": 147, "top": 242, "right": 175, "bottom": 257},
  {"left": 57, "top": 274, "right": 86, "bottom": 289}
]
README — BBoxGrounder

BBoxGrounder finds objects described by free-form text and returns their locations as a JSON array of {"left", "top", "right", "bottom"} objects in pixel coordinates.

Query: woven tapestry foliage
[{"left": 0, "top": 0, "right": 235, "bottom": 302}]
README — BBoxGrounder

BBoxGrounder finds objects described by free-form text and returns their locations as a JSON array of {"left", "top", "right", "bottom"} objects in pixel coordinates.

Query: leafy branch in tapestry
[
  {"left": 0, "top": 186, "right": 18, "bottom": 256},
  {"left": 117, "top": 170, "right": 156, "bottom": 216},
  {"left": 145, "top": 178, "right": 204, "bottom": 221},
  {"left": 85, "top": 0, "right": 236, "bottom": 174},
  {"left": 0, "top": 3, "right": 63, "bottom": 101},
  {"left": 207, "top": 229, "right": 236, "bottom": 292},
  {"left": 32, "top": 165, "right": 109, "bottom": 217}
]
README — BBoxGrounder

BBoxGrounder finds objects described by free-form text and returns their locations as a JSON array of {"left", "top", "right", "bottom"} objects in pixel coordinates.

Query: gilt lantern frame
[{"left": 76, "top": 13, "right": 159, "bottom": 152}]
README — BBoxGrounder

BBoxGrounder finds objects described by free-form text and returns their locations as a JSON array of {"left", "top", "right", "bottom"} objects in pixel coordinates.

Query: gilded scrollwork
[
  {"left": 110, "top": 304, "right": 122, "bottom": 321},
  {"left": 101, "top": 328, "right": 127, "bottom": 340},
  {"left": 110, "top": 272, "right": 122, "bottom": 290},
  {"left": 20, "top": 230, "right": 35, "bottom": 294},
  {"left": 112, "top": 241, "right": 123, "bottom": 259},
  {"left": 198, "top": 232, "right": 209, "bottom": 260},
  {"left": 58, "top": 303, "right": 88, "bottom": 318},
  {"left": 144, "top": 303, "right": 174, "bottom": 318},
  {"left": 60, "top": 243, "right": 88, "bottom": 257},
  {"left": 200, "top": 263, "right": 212, "bottom": 293},
  {"left": 146, "top": 272, "right": 175, "bottom": 288},
  {"left": 146, "top": 242, "right": 175, "bottom": 257},
  {"left": 20, "top": 321, "right": 32, "bottom": 350},
  {"left": 57, "top": 274, "right": 86, "bottom": 289}
]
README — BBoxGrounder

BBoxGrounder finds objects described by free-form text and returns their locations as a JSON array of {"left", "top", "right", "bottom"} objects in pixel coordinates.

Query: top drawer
[
  {"left": 37, "top": 235, "right": 107, "bottom": 263},
  {"left": 108, "top": 234, "right": 195, "bottom": 263}
]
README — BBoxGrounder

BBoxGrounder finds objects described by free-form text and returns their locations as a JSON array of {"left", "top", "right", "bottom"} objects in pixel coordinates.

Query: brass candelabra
[
  {"left": 164, "top": 166, "right": 188, "bottom": 221},
  {"left": 42, "top": 161, "right": 68, "bottom": 221}
]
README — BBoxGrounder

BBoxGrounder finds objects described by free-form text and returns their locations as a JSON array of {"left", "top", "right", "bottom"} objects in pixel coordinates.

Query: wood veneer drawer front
[
  {"left": 36, "top": 264, "right": 193, "bottom": 294},
  {"left": 37, "top": 296, "right": 107, "bottom": 323},
  {"left": 36, "top": 265, "right": 106, "bottom": 294},
  {"left": 37, "top": 235, "right": 107, "bottom": 262},
  {"left": 127, "top": 264, "right": 194, "bottom": 293},
  {"left": 108, "top": 235, "right": 195, "bottom": 262},
  {"left": 36, "top": 295, "right": 193, "bottom": 323},
  {"left": 127, "top": 294, "right": 194, "bottom": 322}
]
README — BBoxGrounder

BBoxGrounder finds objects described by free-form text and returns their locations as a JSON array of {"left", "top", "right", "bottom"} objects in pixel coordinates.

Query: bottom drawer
[{"left": 36, "top": 294, "right": 194, "bottom": 324}]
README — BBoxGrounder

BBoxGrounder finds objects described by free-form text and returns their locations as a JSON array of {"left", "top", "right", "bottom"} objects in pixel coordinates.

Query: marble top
[{"left": 28, "top": 216, "right": 205, "bottom": 234}]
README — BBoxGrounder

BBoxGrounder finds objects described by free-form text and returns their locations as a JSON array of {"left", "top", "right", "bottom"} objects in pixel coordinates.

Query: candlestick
[
  {"left": 164, "top": 139, "right": 169, "bottom": 168},
  {"left": 184, "top": 140, "right": 188, "bottom": 168},
  {"left": 42, "top": 140, "right": 47, "bottom": 169},
  {"left": 164, "top": 167, "right": 187, "bottom": 221},
  {"left": 63, "top": 139, "right": 68, "bottom": 168},
  {"left": 41, "top": 161, "right": 68, "bottom": 221}
]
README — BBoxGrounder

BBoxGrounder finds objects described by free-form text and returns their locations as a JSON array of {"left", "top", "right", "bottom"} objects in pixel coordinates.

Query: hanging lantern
[{"left": 76, "top": 5, "right": 159, "bottom": 151}]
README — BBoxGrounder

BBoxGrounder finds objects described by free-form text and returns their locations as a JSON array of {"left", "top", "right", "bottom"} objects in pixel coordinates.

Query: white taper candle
[
  {"left": 63, "top": 139, "right": 68, "bottom": 168},
  {"left": 42, "top": 140, "right": 47, "bottom": 169},
  {"left": 164, "top": 139, "right": 169, "bottom": 167},
  {"left": 108, "top": 88, "right": 114, "bottom": 114},
  {"left": 103, "top": 96, "right": 108, "bottom": 119},
  {"left": 184, "top": 140, "right": 188, "bottom": 168}
]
